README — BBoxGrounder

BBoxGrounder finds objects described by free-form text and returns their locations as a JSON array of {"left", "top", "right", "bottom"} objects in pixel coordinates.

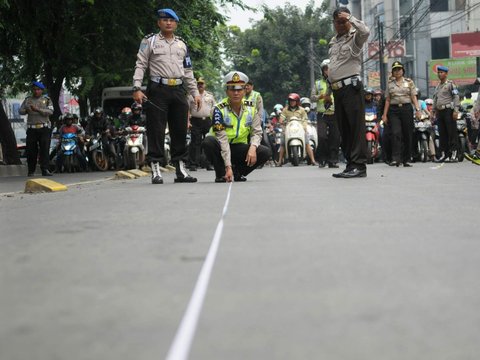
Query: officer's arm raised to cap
[{"left": 348, "top": 12, "right": 370, "bottom": 49}]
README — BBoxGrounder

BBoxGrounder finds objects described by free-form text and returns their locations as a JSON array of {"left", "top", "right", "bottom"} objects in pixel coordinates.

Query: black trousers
[
  {"left": 388, "top": 104, "right": 414, "bottom": 163},
  {"left": 437, "top": 109, "right": 458, "bottom": 157},
  {"left": 26, "top": 127, "right": 51, "bottom": 173},
  {"left": 201, "top": 136, "right": 271, "bottom": 179},
  {"left": 145, "top": 81, "right": 189, "bottom": 165},
  {"left": 188, "top": 117, "right": 212, "bottom": 167},
  {"left": 316, "top": 113, "right": 340, "bottom": 164},
  {"left": 332, "top": 84, "right": 367, "bottom": 170}
]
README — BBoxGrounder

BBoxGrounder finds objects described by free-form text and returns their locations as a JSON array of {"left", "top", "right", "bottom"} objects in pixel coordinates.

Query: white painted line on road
[
  {"left": 166, "top": 182, "right": 233, "bottom": 360},
  {"left": 430, "top": 163, "right": 445, "bottom": 170}
]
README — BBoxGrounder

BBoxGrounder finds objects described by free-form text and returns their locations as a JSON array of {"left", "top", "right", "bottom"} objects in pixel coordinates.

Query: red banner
[{"left": 452, "top": 32, "right": 480, "bottom": 58}]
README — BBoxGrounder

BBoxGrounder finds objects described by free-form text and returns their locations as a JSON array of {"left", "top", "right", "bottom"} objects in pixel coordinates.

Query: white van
[{"left": 101, "top": 86, "right": 146, "bottom": 118}]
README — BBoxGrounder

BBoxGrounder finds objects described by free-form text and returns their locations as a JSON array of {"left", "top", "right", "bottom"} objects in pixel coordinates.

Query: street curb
[
  {"left": 127, "top": 169, "right": 150, "bottom": 177},
  {"left": 114, "top": 171, "right": 136, "bottom": 180},
  {"left": 24, "top": 179, "right": 68, "bottom": 193},
  {"left": 0, "top": 165, "right": 27, "bottom": 177}
]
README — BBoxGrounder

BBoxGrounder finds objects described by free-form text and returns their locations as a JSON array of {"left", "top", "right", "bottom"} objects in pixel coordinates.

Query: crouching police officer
[
  {"left": 19, "top": 81, "right": 54, "bottom": 176},
  {"left": 201, "top": 71, "right": 271, "bottom": 182},
  {"left": 132, "top": 8, "right": 201, "bottom": 184}
]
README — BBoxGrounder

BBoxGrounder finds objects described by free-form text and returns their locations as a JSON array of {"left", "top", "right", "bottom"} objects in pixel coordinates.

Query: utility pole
[
  {"left": 309, "top": 37, "right": 315, "bottom": 92},
  {"left": 377, "top": 17, "right": 386, "bottom": 91}
]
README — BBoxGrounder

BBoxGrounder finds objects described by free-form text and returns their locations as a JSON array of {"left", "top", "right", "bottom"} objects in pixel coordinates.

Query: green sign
[{"left": 428, "top": 57, "right": 478, "bottom": 86}]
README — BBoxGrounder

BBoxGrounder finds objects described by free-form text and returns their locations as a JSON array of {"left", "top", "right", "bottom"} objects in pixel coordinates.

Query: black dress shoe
[
  {"left": 42, "top": 169, "right": 53, "bottom": 176},
  {"left": 328, "top": 162, "right": 339, "bottom": 168},
  {"left": 206, "top": 165, "right": 214, "bottom": 171},
  {"left": 318, "top": 161, "right": 326, "bottom": 168},
  {"left": 334, "top": 168, "right": 367, "bottom": 178},
  {"left": 174, "top": 175, "right": 197, "bottom": 183},
  {"left": 389, "top": 161, "right": 400, "bottom": 167},
  {"left": 215, "top": 177, "right": 226, "bottom": 183},
  {"left": 152, "top": 176, "right": 164, "bottom": 184},
  {"left": 403, "top": 162, "right": 412, "bottom": 167},
  {"left": 234, "top": 175, "right": 247, "bottom": 182}
]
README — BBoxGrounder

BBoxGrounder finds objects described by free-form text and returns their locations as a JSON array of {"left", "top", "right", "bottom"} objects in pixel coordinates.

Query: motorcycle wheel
[
  {"left": 458, "top": 137, "right": 466, "bottom": 162},
  {"left": 420, "top": 140, "right": 428, "bottom": 163},
  {"left": 93, "top": 150, "right": 109, "bottom": 171},
  {"left": 126, "top": 152, "right": 138, "bottom": 170},
  {"left": 291, "top": 146, "right": 300, "bottom": 166},
  {"left": 64, "top": 155, "right": 73, "bottom": 173},
  {"left": 367, "top": 141, "right": 374, "bottom": 164}
]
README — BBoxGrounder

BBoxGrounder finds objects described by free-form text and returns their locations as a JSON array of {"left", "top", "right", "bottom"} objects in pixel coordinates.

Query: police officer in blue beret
[
  {"left": 19, "top": 81, "right": 54, "bottom": 176},
  {"left": 432, "top": 65, "right": 461, "bottom": 162},
  {"left": 132, "top": 8, "right": 201, "bottom": 184}
]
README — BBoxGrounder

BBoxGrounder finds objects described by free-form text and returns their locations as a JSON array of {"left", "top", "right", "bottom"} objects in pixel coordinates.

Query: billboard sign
[
  {"left": 451, "top": 32, "right": 480, "bottom": 58},
  {"left": 428, "top": 57, "right": 477, "bottom": 86}
]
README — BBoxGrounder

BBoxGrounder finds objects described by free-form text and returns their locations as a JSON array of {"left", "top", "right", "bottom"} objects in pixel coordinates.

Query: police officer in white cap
[
  {"left": 201, "top": 71, "right": 271, "bottom": 182},
  {"left": 132, "top": 8, "right": 201, "bottom": 184}
]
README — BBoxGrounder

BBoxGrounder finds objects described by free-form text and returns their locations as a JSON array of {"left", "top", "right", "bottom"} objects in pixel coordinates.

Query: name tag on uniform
[{"left": 403, "top": 82, "right": 409, "bottom": 88}]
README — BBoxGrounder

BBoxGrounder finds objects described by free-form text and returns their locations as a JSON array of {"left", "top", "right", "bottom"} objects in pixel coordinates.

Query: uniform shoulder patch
[
  {"left": 144, "top": 33, "right": 156, "bottom": 39},
  {"left": 243, "top": 100, "right": 254, "bottom": 107}
]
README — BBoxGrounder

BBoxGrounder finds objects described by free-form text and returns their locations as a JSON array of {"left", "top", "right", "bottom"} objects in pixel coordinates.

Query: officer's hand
[
  {"left": 224, "top": 166, "right": 233, "bottom": 182},
  {"left": 382, "top": 114, "right": 388, "bottom": 124},
  {"left": 337, "top": 11, "right": 351, "bottom": 23},
  {"left": 246, "top": 145, "right": 257, "bottom": 167},
  {"left": 194, "top": 95, "right": 202, "bottom": 111},
  {"left": 133, "top": 90, "right": 145, "bottom": 104},
  {"left": 452, "top": 112, "right": 459, "bottom": 121},
  {"left": 415, "top": 110, "right": 422, "bottom": 120}
]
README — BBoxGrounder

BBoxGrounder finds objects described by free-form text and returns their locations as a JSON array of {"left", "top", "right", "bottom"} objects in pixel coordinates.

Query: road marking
[
  {"left": 166, "top": 182, "right": 233, "bottom": 360},
  {"left": 430, "top": 162, "right": 445, "bottom": 170}
]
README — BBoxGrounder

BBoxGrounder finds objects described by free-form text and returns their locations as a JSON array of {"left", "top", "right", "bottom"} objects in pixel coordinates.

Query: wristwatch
[
  {"left": 415, "top": 107, "right": 420, "bottom": 111},
  {"left": 132, "top": 86, "right": 141, "bottom": 92}
]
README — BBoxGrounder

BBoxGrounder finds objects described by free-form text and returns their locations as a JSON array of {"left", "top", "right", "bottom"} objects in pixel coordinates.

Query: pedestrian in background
[
  {"left": 132, "top": 8, "right": 201, "bottom": 184},
  {"left": 432, "top": 66, "right": 460, "bottom": 162},
  {"left": 328, "top": 7, "right": 370, "bottom": 178},
  {"left": 381, "top": 61, "right": 421, "bottom": 167},
  {"left": 19, "top": 81, "right": 54, "bottom": 176},
  {"left": 188, "top": 77, "right": 215, "bottom": 171}
]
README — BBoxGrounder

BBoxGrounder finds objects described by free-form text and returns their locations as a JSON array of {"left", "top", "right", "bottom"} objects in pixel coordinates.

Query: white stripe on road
[
  {"left": 430, "top": 162, "right": 445, "bottom": 170},
  {"left": 166, "top": 182, "right": 233, "bottom": 360}
]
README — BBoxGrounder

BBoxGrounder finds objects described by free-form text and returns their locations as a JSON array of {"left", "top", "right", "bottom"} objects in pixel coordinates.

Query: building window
[
  {"left": 455, "top": 0, "right": 466, "bottom": 10},
  {"left": 431, "top": 37, "right": 450, "bottom": 59},
  {"left": 430, "top": 0, "right": 448, "bottom": 12}
]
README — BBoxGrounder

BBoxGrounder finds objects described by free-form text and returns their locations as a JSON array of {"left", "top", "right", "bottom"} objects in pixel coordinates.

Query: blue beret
[
  {"left": 32, "top": 81, "right": 45, "bottom": 90},
  {"left": 157, "top": 8, "right": 179, "bottom": 22},
  {"left": 437, "top": 65, "right": 449, "bottom": 72}
]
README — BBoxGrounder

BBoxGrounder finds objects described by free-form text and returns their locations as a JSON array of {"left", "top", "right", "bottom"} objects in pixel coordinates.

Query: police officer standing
[
  {"left": 188, "top": 77, "right": 216, "bottom": 171},
  {"left": 19, "top": 81, "right": 54, "bottom": 176},
  {"left": 132, "top": 8, "right": 201, "bottom": 184},
  {"left": 381, "top": 61, "right": 421, "bottom": 167},
  {"left": 432, "top": 66, "right": 460, "bottom": 162},
  {"left": 201, "top": 71, "right": 271, "bottom": 182},
  {"left": 328, "top": 8, "right": 370, "bottom": 178},
  {"left": 244, "top": 79, "right": 264, "bottom": 118}
]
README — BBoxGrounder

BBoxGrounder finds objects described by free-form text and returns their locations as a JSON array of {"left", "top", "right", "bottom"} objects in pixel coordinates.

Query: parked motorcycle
[
  {"left": 284, "top": 116, "right": 306, "bottom": 166},
  {"left": 123, "top": 124, "right": 146, "bottom": 170},
  {"left": 413, "top": 112, "right": 432, "bottom": 163},
  {"left": 365, "top": 110, "right": 381, "bottom": 164},
  {"left": 86, "top": 133, "right": 109, "bottom": 171},
  {"left": 59, "top": 133, "right": 79, "bottom": 172}
]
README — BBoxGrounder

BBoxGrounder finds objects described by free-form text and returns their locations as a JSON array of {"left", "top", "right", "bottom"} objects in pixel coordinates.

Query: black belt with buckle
[
  {"left": 27, "top": 123, "right": 49, "bottom": 129},
  {"left": 191, "top": 116, "right": 211, "bottom": 121},
  {"left": 390, "top": 103, "right": 411, "bottom": 108}
]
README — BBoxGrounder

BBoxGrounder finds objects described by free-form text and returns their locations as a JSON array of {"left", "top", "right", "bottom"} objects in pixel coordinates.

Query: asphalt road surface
[{"left": 1, "top": 161, "right": 479, "bottom": 360}]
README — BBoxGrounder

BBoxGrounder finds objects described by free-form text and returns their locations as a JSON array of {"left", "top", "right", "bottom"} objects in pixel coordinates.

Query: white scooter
[
  {"left": 306, "top": 120, "right": 318, "bottom": 164},
  {"left": 284, "top": 116, "right": 306, "bottom": 166},
  {"left": 123, "top": 124, "right": 146, "bottom": 169}
]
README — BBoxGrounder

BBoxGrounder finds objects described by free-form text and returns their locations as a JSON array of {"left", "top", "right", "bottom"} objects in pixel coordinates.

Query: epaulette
[
  {"left": 243, "top": 100, "right": 254, "bottom": 107},
  {"left": 404, "top": 78, "right": 412, "bottom": 82},
  {"left": 144, "top": 33, "right": 156, "bottom": 39},
  {"left": 175, "top": 35, "right": 187, "bottom": 44},
  {"left": 216, "top": 100, "right": 229, "bottom": 109}
]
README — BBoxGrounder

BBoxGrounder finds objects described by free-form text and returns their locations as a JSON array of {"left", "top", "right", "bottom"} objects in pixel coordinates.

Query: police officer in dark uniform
[
  {"left": 19, "top": 81, "right": 54, "bottom": 176},
  {"left": 132, "top": 8, "right": 201, "bottom": 184},
  {"left": 381, "top": 61, "right": 421, "bottom": 167},
  {"left": 328, "top": 8, "right": 370, "bottom": 178}
]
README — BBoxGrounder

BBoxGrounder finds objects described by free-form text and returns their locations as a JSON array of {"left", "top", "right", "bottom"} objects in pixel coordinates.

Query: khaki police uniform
[
  {"left": 433, "top": 79, "right": 460, "bottom": 158},
  {"left": 188, "top": 89, "right": 216, "bottom": 169},
  {"left": 133, "top": 32, "right": 199, "bottom": 168},
  {"left": 328, "top": 14, "right": 370, "bottom": 172},
  {"left": 201, "top": 71, "right": 271, "bottom": 182},
  {"left": 19, "top": 94, "right": 53, "bottom": 174},
  {"left": 385, "top": 76, "right": 417, "bottom": 164}
]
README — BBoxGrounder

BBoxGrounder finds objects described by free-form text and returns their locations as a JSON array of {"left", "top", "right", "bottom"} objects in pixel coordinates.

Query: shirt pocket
[{"left": 152, "top": 47, "right": 168, "bottom": 62}]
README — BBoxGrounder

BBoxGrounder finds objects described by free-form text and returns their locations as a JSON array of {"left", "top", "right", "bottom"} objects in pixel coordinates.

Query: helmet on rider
[
  {"left": 131, "top": 102, "right": 142, "bottom": 113},
  {"left": 425, "top": 98, "right": 433, "bottom": 105},
  {"left": 64, "top": 112, "right": 75, "bottom": 125},
  {"left": 273, "top": 103, "right": 284, "bottom": 115},
  {"left": 364, "top": 87, "right": 374, "bottom": 95},
  {"left": 121, "top": 107, "right": 132, "bottom": 116},
  {"left": 93, "top": 107, "right": 104, "bottom": 119},
  {"left": 287, "top": 93, "right": 301, "bottom": 107},
  {"left": 373, "top": 89, "right": 383, "bottom": 96},
  {"left": 320, "top": 59, "right": 330, "bottom": 69},
  {"left": 270, "top": 112, "right": 276, "bottom": 119},
  {"left": 300, "top": 97, "right": 311, "bottom": 106}
]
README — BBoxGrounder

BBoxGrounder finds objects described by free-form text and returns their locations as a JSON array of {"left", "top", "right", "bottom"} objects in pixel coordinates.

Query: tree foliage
[
  {"left": 0, "top": 0, "right": 244, "bottom": 118},
  {"left": 221, "top": 1, "right": 334, "bottom": 110}
]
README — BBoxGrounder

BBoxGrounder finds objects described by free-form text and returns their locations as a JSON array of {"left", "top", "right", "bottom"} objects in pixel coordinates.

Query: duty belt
[
  {"left": 191, "top": 116, "right": 211, "bottom": 121},
  {"left": 150, "top": 76, "right": 183, "bottom": 86},
  {"left": 27, "top": 123, "right": 49, "bottom": 129},
  {"left": 437, "top": 103, "right": 453, "bottom": 110},
  {"left": 390, "top": 103, "right": 411, "bottom": 108},
  {"left": 330, "top": 76, "right": 361, "bottom": 91}
]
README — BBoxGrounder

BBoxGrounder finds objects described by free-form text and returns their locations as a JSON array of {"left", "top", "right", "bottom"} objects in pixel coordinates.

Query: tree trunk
[{"left": 0, "top": 101, "right": 21, "bottom": 165}]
